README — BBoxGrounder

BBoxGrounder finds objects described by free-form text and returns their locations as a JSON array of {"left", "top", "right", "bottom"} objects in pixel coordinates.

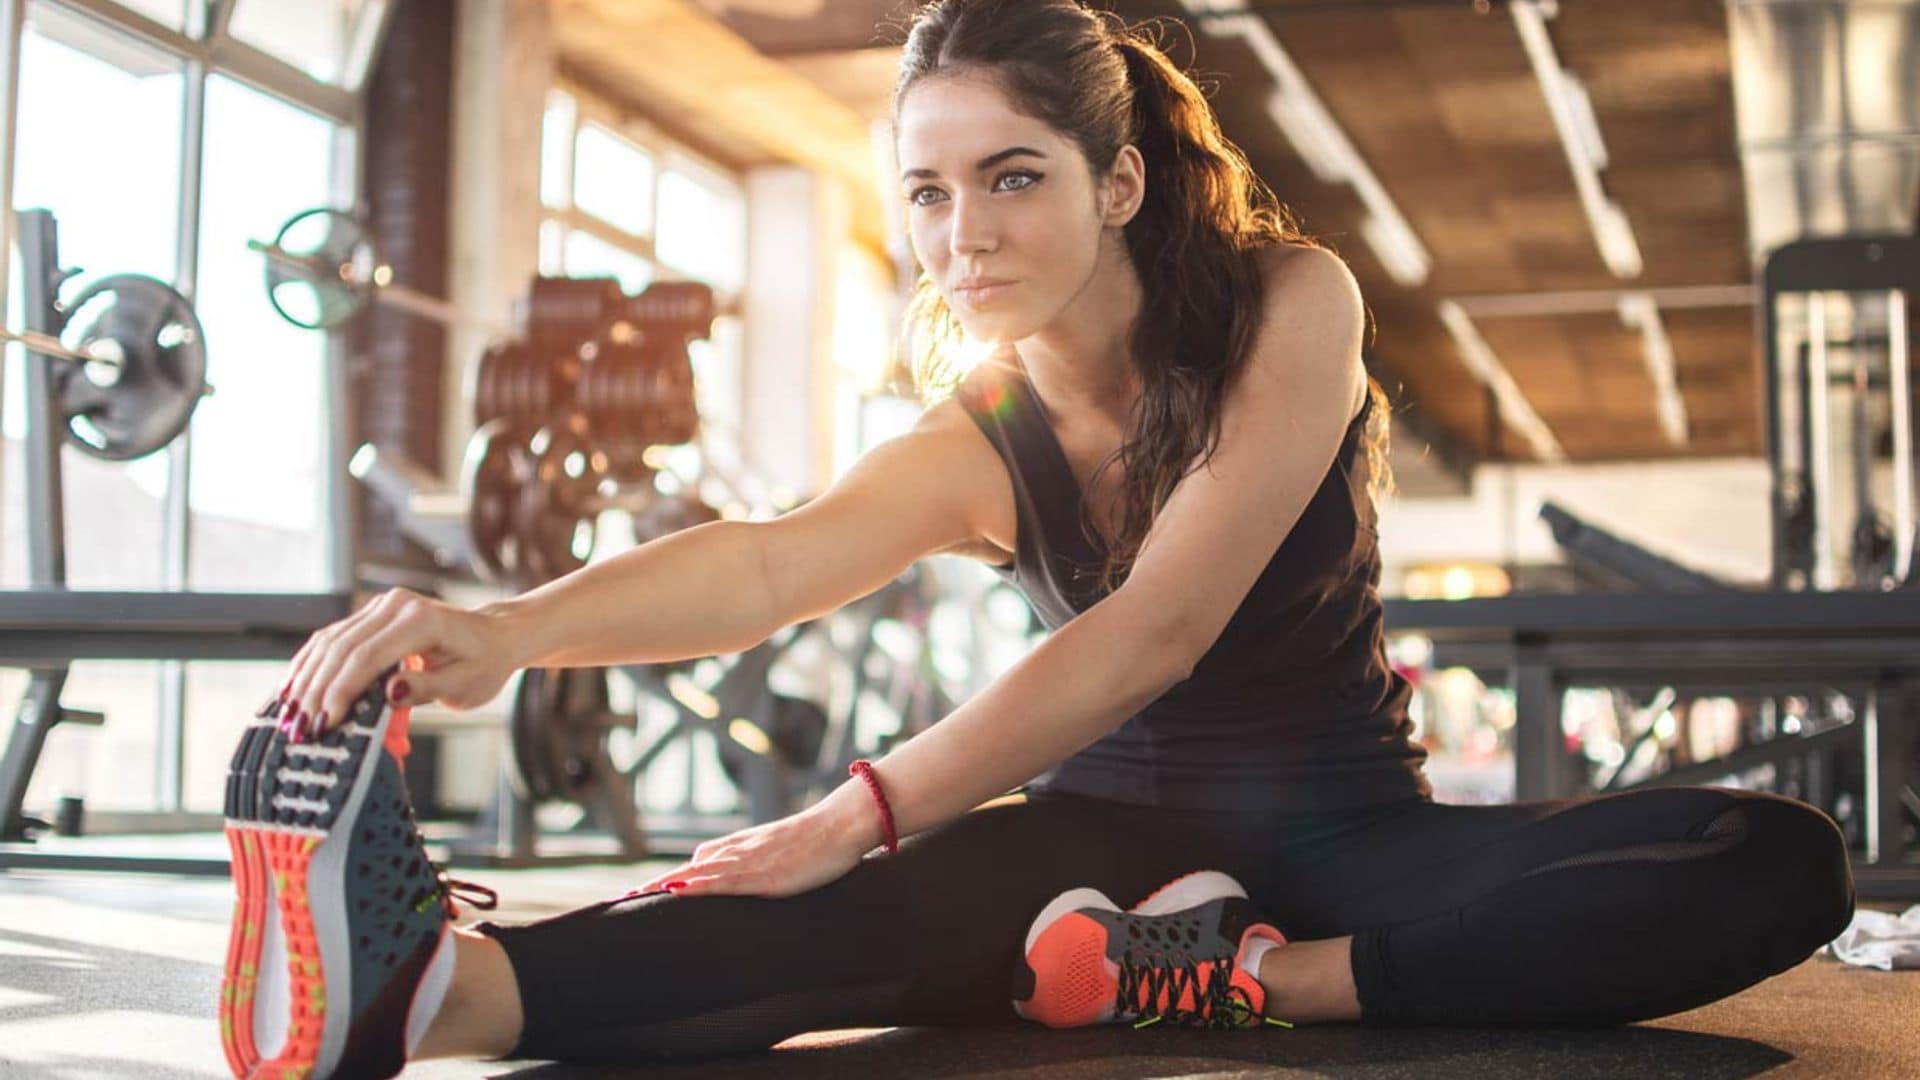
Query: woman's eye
[{"left": 906, "top": 171, "right": 1041, "bottom": 208}]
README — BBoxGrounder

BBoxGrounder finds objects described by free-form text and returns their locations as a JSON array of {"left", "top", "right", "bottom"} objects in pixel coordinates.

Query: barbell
[
  {"left": 252, "top": 206, "right": 734, "bottom": 341},
  {"left": 248, "top": 206, "right": 515, "bottom": 337}
]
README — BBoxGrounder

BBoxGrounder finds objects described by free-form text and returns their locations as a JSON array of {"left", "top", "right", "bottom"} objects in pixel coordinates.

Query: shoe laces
[
  {"left": 413, "top": 873, "right": 499, "bottom": 918},
  {"left": 1115, "top": 949, "right": 1293, "bottom": 1031}
]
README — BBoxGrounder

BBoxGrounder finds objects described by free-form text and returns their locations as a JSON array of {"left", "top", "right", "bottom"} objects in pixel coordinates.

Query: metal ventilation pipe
[{"left": 1728, "top": 0, "right": 1919, "bottom": 261}]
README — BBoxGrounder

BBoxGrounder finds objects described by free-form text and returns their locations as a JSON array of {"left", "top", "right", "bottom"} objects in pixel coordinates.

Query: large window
[
  {"left": 538, "top": 83, "right": 748, "bottom": 465},
  {"left": 3, "top": 7, "right": 183, "bottom": 590},
  {"left": 187, "top": 74, "right": 341, "bottom": 589}
]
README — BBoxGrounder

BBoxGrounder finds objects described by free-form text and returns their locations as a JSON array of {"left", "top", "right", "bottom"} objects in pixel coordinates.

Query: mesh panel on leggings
[
  {"left": 530, "top": 977, "right": 915, "bottom": 1062},
  {"left": 1514, "top": 804, "right": 1750, "bottom": 882}
]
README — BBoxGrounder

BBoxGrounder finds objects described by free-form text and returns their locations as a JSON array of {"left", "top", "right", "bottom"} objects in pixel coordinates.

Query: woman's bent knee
[{"left": 1738, "top": 794, "right": 1856, "bottom": 956}]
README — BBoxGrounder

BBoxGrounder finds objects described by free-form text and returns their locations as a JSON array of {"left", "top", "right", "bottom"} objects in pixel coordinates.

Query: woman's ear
[{"left": 1100, "top": 144, "right": 1146, "bottom": 228}]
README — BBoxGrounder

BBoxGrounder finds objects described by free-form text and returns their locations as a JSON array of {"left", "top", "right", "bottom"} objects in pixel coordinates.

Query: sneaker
[
  {"left": 220, "top": 664, "right": 497, "bottom": 1079},
  {"left": 1013, "top": 870, "right": 1291, "bottom": 1030}
]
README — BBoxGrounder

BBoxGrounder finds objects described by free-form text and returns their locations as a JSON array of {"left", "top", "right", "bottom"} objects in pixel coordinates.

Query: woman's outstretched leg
[
  {"left": 454, "top": 791, "right": 1214, "bottom": 1062},
  {"left": 411, "top": 930, "right": 524, "bottom": 1060}
]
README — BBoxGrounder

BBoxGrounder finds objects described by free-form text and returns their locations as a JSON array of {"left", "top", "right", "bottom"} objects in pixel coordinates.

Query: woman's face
[{"left": 895, "top": 72, "right": 1125, "bottom": 345}]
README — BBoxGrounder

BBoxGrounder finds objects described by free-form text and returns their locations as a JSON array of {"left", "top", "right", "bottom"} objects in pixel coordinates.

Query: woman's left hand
[{"left": 633, "top": 783, "right": 883, "bottom": 899}]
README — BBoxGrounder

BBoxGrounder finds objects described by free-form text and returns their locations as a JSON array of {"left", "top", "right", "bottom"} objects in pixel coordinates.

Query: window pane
[
  {"left": 656, "top": 165, "right": 744, "bottom": 295},
  {"left": 227, "top": 0, "right": 362, "bottom": 83},
  {"left": 541, "top": 91, "right": 576, "bottom": 211},
  {"left": 690, "top": 314, "right": 743, "bottom": 440},
  {"left": 561, "top": 229, "right": 654, "bottom": 295},
  {"left": 187, "top": 74, "right": 339, "bottom": 589},
  {"left": 106, "top": 0, "right": 188, "bottom": 31},
  {"left": 2, "top": 7, "right": 184, "bottom": 590},
  {"left": 180, "top": 660, "right": 288, "bottom": 812},
  {"left": 15, "top": 662, "right": 165, "bottom": 813},
  {"left": 14, "top": 8, "right": 181, "bottom": 285},
  {"left": 538, "top": 218, "right": 566, "bottom": 276},
  {"left": 572, "top": 122, "right": 653, "bottom": 237}
]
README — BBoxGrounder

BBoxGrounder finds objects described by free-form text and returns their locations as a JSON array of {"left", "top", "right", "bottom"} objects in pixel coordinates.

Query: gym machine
[
  {"left": 1764, "top": 236, "right": 1918, "bottom": 592},
  {"left": 1387, "top": 235, "right": 1920, "bottom": 898},
  {"left": 0, "top": 208, "right": 352, "bottom": 873}
]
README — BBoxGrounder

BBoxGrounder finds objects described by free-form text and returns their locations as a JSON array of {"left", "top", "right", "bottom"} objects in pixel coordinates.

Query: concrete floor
[{"left": 1, "top": 856, "right": 1916, "bottom": 1079}]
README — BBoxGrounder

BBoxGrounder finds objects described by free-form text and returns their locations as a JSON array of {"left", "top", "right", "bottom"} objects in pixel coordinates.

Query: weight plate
[
  {"left": 509, "top": 667, "right": 564, "bottom": 802},
  {"left": 508, "top": 665, "right": 617, "bottom": 803},
  {"left": 265, "top": 207, "right": 380, "bottom": 330},
  {"left": 54, "top": 274, "right": 209, "bottom": 461},
  {"left": 513, "top": 418, "right": 606, "bottom": 584},
  {"left": 462, "top": 418, "right": 525, "bottom": 583}
]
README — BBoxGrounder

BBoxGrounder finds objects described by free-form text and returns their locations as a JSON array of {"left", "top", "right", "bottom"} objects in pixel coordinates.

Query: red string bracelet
[{"left": 848, "top": 759, "right": 899, "bottom": 855}]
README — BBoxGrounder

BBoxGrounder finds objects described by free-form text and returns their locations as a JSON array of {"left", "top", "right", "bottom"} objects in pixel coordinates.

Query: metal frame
[
  {"left": 1762, "top": 235, "right": 1920, "bottom": 589},
  {"left": 0, "top": 0, "right": 28, "bottom": 532}
]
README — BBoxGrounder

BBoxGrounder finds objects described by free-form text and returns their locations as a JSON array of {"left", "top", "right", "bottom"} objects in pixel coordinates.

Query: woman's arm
[
  {"left": 811, "top": 584, "right": 1192, "bottom": 843},
  {"left": 485, "top": 397, "right": 1001, "bottom": 671},
  {"left": 639, "top": 584, "right": 1193, "bottom": 896},
  {"left": 480, "top": 519, "right": 779, "bottom": 670}
]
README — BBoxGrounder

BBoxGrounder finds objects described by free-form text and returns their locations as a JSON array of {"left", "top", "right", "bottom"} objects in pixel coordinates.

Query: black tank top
[{"left": 956, "top": 358, "right": 1432, "bottom": 815}]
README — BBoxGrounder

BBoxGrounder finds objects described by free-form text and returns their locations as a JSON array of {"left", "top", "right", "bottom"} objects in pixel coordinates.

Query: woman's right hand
[{"left": 272, "top": 587, "right": 524, "bottom": 741}]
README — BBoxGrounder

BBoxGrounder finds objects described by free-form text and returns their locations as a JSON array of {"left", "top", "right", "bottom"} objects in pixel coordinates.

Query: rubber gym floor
[{"left": 2, "top": 856, "right": 1915, "bottom": 1078}]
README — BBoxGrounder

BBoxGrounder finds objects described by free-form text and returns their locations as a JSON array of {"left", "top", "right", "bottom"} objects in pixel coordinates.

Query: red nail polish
[
  {"left": 664, "top": 880, "right": 687, "bottom": 893},
  {"left": 389, "top": 679, "right": 411, "bottom": 704},
  {"left": 313, "top": 712, "right": 329, "bottom": 740}
]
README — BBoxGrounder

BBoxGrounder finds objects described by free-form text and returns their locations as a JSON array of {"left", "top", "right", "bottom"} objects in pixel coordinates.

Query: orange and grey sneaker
[
  {"left": 219, "top": 662, "right": 497, "bottom": 1079},
  {"left": 1013, "top": 870, "right": 1292, "bottom": 1031}
]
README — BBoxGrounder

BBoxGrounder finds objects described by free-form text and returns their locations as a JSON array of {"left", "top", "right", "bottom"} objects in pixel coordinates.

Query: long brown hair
[{"left": 894, "top": 0, "right": 1394, "bottom": 593}]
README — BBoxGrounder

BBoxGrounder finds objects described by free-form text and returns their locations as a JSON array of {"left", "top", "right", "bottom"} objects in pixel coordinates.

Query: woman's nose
[{"left": 948, "top": 192, "right": 998, "bottom": 257}]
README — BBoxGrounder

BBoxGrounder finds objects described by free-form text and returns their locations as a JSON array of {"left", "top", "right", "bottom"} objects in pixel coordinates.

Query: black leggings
[{"left": 473, "top": 784, "right": 1856, "bottom": 1062}]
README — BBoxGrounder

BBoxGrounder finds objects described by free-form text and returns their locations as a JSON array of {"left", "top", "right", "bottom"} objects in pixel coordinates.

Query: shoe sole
[{"left": 221, "top": 674, "right": 402, "bottom": 1078}]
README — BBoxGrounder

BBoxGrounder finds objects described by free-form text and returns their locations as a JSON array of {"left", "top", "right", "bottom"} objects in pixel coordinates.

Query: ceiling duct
[{"left": 1728, "top": 0, "right": 1920, "bottom": 262}]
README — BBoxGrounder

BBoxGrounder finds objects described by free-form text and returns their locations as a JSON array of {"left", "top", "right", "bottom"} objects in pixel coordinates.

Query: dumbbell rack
[{"left": 0, "top": 208, "right": 352, "bottom": 875}]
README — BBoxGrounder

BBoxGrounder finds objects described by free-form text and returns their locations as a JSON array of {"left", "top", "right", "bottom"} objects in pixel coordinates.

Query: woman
[{"left": 217, "top": 2, "right": 1854, "bottom": 1075}]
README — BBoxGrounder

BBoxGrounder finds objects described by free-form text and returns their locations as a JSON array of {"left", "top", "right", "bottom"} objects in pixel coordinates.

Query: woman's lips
[{"left": 955, "top": 281, "right": 1016, "bottom": 306}]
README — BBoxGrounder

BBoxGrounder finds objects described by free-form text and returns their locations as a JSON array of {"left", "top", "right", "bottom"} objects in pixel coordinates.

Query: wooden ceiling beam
[{"left": 551, "top": 0, "right": 890, "bottom": 257}]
